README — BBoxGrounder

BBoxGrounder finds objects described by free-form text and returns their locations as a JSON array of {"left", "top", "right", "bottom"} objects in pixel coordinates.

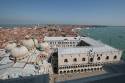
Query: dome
[
  {"left": 11, "top": 45, "right": 28, "bottom": 58},
  {"left": 5, "top": 42, "right": 16, "bottom": 52},
  {"left": 40, "top": 42, "right": 50, "bottom": 50},
  {"left": 34, "top": 39, "right": 38, "bottom": 47},
  {"left": 22, "top": 39, "right": 38, "bottom": 50}
]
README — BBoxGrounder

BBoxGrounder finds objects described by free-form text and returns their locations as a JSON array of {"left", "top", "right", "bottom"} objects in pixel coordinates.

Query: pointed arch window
[
  {"left": 73, "top": 58, "right": 77, "bottom": 62},
  {"left": 97, "top": 57, "right": 101, "bottom": 60},
  {"left": 114, "top": 55, "right": 117, "bottom": 59},
  {"left": 64, "top": 59, "right": 68, "bottom": 62},
  {"left": 82, "top": 58, "right": 86, "bottom": 61},
  {"left": 106, "top": 56, "right": 109, "bottom": 60}
]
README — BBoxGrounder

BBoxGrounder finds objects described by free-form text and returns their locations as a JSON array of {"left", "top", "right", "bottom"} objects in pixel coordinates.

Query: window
[
  {"left": 50, "top": 42, "right": 52, "bottom": 44},
  {"left": 60, "top": 71, "right": 62, "bottom": 74},
  {"left": 73, "top": 58, "right": 77, "bottom": 62},
  {"left": 78, "top": 69, "right": 80, "bottom": 72},
  {"left": 71, "top": 70, "right": 73, "bottom": 73},
  {"left": 64, "top": 59, "right": 68, "bottom": 62},
  {"left": 82, "top": 58, "right": 86, "bottom": 61},
  {"left": 81, "top": 69, "right": 83, "bottom": 72},
  {"left": 64, "top": 38, "right": 68, "bottom": 40},
  {"left": 64, "top": 71, "right": 66, "bottom": 73},
  {"left": 106, "top": 56, "right": 109, "bottom": 60},
  {"left": 91, "top": 68, "right": 93, "bottom": 71},
  {"left": 90, "top": 58, "right": 93, "bottom": 62},
  {"left": 58, "top": 42, "right": 61, "bottom": 44},
  {"left": 67, "top": 70, "right": 70, "bottom": 73},
  {"left": 74, "top": 37, "right": 77, "bottom": 39},
  {"left": 52, "top": 42, "right": 54, "bottom": 44},
  {"left": 84, "top": 69, "right": 87, "bottom": 72},
  {"left": 97, "top": 57, "right": 101, "bottom": 61},
  {"left": 114, "top": 55, "right": 117, "bottom": 59},
  {"left": 74, "top": 70, "right": 76, "bottom": 72}
]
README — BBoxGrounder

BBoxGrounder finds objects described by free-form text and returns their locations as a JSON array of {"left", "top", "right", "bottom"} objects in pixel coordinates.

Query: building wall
[
  {"left": 44, "top": 37, "right": 122, "bottom": 74},
  {"left": 58, "top": 53, "right": 88, "bottom": 66},
  {"left": 58, "top": 51, "right": 122, "bottom": 66},
  {"left": 58, "top": 50, "right": 122, "bottom": 74},
  {"left": 46, "top": 40, "right": 79, "bottom": 48}
]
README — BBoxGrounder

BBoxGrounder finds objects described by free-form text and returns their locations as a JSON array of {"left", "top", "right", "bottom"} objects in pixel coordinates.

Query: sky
[{"left": 0, "top": 0, "right": 125, "bottom": 26}]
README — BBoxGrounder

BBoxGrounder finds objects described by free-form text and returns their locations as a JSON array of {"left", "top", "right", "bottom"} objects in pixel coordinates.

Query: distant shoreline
[{"left": 0, "top": 24, "right": 125, "bottom": 28}]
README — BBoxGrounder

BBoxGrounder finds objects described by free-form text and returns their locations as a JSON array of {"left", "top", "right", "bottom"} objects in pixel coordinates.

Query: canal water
[{"left": 79, "top": 27, "right": 125, "bottom": 59}]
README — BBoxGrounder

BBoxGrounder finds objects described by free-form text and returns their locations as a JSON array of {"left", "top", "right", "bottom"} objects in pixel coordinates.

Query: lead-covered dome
[
  {"left": 5, "top": 42, "right": 16, "bottom": 52},
  {"left": 22, "top": 37, "right": 38, "bottom": 50},
  {"left": 40, "top": 42, "right": 50, "bottom": 50},
  {"left": 11, "top": 45, "right": 29, "bottom": 59}
]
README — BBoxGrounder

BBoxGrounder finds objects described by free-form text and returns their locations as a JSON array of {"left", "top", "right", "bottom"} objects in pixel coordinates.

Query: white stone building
[
  {"left": 44, "top": 36, "right": 87, "bottom": 48},
  {"left": 44, "top": 36, "right": 122, "bottom": 74}
]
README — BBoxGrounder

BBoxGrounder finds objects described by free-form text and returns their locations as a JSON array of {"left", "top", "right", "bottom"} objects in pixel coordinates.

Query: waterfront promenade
[{"left": 49, "top": 70, "right": 106, "bottom": 83}]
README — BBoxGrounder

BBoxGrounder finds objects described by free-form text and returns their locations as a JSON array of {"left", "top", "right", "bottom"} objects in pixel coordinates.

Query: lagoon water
[{"left": 79, "top": 27, "right": 125, "bottom": 59}]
